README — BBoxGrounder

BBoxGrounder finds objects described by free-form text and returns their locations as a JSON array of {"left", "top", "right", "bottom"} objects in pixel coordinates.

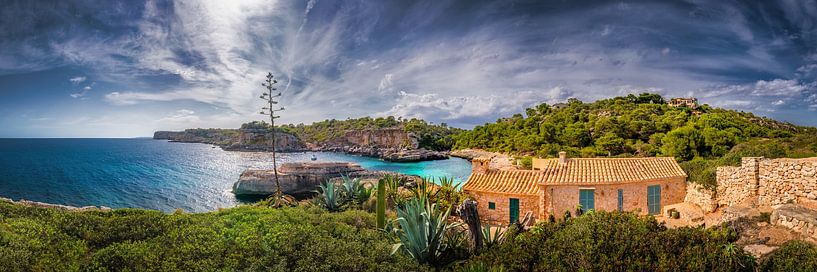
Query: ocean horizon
[{"left": 0, "top": 138, "right": 471, "bottom": 212}]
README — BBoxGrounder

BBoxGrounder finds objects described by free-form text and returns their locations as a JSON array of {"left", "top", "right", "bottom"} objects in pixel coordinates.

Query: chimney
[
  {"left": 558, "top": 151, "right": 567, "bottom": 164},
  {"left": 472, "top": 157, "right": 491, "bottom": 174}
]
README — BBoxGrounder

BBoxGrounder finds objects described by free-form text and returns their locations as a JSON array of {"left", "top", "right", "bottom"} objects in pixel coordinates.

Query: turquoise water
[{"left": 0, "top": 138, "right": 471, "bottom": 212}]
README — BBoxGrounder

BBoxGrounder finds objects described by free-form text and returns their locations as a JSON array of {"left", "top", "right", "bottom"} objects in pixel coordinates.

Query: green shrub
[
  {"left": 761, "top": 240, "right": 817, "bottom": 272},
  {"left": 0, "top": 202, "right": 427, "bottom": 271},
  {"left": 465, "top": 211, "right": 756, "bottom": 271}
]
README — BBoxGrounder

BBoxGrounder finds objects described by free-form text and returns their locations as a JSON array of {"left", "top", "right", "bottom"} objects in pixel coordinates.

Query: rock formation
[
  {"left": 154, "top": 127, "right": 448, "bottom": 162},
  {"left": 232, "top": 162, "right": 419, "bottom": 197}
]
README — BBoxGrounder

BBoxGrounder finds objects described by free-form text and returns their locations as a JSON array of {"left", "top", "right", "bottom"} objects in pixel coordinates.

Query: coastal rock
[
  {"left": 0, "top": 197, "right": 111, "bottom": 212},
  {"left": 233, "top": 162, "right": 422, "bottom": 197},
  {"left": 381, "top": 149, "right": 448, "bottom": 162},
  {"left": 154, "top": 129, "right": 306, "bottom": 152},
  {"left": 233, "top": 162, "right": 366, "bottom": 197},
  {"left": 154, "top": 127, "right": 448, "bottom": 162}
]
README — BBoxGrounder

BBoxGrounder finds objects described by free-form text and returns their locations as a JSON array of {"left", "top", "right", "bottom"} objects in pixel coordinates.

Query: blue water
[{"left": 0, "top": 138, "right": 471, "bottom": 212}]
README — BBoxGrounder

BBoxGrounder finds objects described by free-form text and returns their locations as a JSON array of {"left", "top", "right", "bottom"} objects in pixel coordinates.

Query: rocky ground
[
  {"left": 450, "top": 148, "right": 516, "bottom": 170},
  {"left": 662, "top": 203, "right": 817, "bottom": 259},
  {"left": 0, "top": 197, "right": 111, "bottom": 212}
]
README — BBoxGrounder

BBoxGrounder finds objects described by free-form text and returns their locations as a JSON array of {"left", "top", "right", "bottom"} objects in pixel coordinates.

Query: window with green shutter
[
  {"left": 617, "top": 189, "right": 624, "bottom": 212},
  {"left": 579, "top": 189, "right": 595, "bottom": 212},
  {"left": 488, "top": 202, "right": 495, "bottom": 210},
  {"left": 509, "top": 198, "right": 519, "bottom": 224},
  {"left": 647, "top": 185, "right": 661, "bottom": 215}
]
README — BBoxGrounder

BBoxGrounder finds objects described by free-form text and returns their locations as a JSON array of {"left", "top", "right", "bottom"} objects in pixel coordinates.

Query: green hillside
[
  {"left": 266, "top": 116, "right": 464, "bottom": 151},
  {"left": 453, "top": 93, "right": 817, "bottom": 187}
]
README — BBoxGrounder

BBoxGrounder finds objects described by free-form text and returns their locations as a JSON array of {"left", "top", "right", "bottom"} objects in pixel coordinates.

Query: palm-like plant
[
  {"left": 391, "top": 197, "right": 461, "bottom": 264},
  {"left": 481, "top": 224, "right": 506, "bottom": 249},
  {"left": 317, "top": 181, "right": 341, "bottom": 212},
  {"left": 435, "top": 177, "right": 464, "bottom": 211},
  {"left": 383, "top": 174, "right": 405, "bottom": 207},
  {"left": 411, "top": 177, "right": 438, "bottom": 200}
]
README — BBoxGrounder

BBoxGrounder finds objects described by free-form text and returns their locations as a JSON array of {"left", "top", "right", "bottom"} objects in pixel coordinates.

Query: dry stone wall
[
  {"left": 771, "top": 204, "right": 817, "bottom": 240},
  {"left": 684, "top": 183, "right": 717, "bottom": 213},
  {"left": 716, "top": 157, "right": 817, "bottom": 208},
  {"left": 758, "top": 158, "right": 817, "bottom": 206},
  {"left": 716, "top": 157, "right": 761, "bottom": 207}
]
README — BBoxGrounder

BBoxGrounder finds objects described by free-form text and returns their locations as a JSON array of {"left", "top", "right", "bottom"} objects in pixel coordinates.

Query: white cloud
[
  {"left": 70, "top": 85, "right": 93, "bottom": 98},
  {"left": 382, "top": 88, "right": 572, "bottom": 126},
  {"left": 69, "top": 76, "right": 86, "bottom": 84}
]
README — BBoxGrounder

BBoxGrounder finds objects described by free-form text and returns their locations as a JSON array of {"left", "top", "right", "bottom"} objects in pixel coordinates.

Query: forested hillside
[
  {"left": 453, "top": 93, "right": 817, "bottom": 187},
  {"left": 271, "top": 116, "right": 464, "bottom": 151}
]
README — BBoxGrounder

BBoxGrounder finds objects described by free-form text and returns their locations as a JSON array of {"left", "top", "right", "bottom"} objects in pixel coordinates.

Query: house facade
[
  {"left": 667, "top": 97, "right": 699, "bottom": 108},
  {"left": 463, "top": 152, "right": 687, "bottom": 225}
]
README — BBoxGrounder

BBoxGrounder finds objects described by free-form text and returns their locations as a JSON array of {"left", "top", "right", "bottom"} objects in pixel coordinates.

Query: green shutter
[
  {"left": 647, "top": 185, "right": 661, "bottom": 215},
  {"left": 488, "top": 202, "right": 496, "bottom": 210},
  {"left": 579, "top": 189, "right": 595, "bottom": 212},
  {"left": 509, "top": 198, "right": 519, "bottom": 224},
  {"left": 617, "top": 189, "right": 624, "bottom": 212}
]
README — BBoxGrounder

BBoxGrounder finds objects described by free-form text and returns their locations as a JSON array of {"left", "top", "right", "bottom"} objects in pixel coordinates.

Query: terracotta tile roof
[
  {"left": 535, "top": 157, "right": 687, "bottom": 185},
  {"left": 463, "top": 170, "right": 542, "bottom": 196}
]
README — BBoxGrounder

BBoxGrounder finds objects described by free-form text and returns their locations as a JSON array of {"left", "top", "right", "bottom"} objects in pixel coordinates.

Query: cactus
[{"left": 376, "top": 177, "right": 386, "bottom": 229}]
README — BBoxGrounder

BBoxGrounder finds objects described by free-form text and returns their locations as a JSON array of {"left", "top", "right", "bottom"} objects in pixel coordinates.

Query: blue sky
[{"left": 1, "top": 0, "right": 816, "bottom": 137}]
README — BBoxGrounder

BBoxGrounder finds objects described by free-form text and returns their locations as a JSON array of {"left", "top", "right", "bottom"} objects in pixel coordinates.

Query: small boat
[{"left": 310, "top": 154, "right": 317, "bottom": 161}]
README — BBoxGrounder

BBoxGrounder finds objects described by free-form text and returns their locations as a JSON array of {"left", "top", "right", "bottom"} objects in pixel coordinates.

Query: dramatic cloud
[{"left": 1, "top": 0, "right": 817, "bottom": 137}]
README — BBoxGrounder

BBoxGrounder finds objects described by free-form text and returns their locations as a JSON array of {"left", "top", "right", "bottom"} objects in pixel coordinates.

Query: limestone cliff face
[
  {"left": 153, "top": 129, "right": 306, "bottom": 151},
  {"left": 224, "top": 129, "right": 306, "bottom": 151},
  {"left": 154, "top": 127, "right": 446, "bottom": 161},
  {"left": 331, "top": 128, "right": 418, "bottom": 149}
]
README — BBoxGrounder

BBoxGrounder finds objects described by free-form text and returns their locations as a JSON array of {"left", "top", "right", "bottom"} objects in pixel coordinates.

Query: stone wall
[
  {"left": 468, "top": 191, "right": 538, "bottom": 226},
  {"left": 684, "top": 183, "right": 717, "bottom": 213},
  {"left": 716, "top": 157, "right": 817, "bottom": 208},
  {"left": 770, "top": 204, "right": 817, "bottom": 240},
  {"left": 716, "top": 157, "right": 761, "bottom": 207},
  {"left": 758, "top": 158, "right": 817, "bottom": 206}
]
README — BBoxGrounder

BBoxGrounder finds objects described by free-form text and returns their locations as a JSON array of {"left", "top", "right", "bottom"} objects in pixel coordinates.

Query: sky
[{"left": 1, "top": 0, "right": 816, "bottom": 138}]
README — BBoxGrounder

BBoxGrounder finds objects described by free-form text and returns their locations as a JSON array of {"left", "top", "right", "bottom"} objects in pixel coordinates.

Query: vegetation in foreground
[
  {"left": 2, "top": 173, "right": 816, "bottom": 271},
  {"left": 0, "top": 201, "right": 423, "bottom": 271},
  {"left": 452, "top": 93, "right": 817, "bottom": 187}
]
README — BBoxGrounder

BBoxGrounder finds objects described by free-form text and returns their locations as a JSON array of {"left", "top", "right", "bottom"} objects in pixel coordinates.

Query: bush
[
  {"left": 0, "top": 201, "right": 427, "bottom": 271},
  {"left": 463, "top": 211, "right": 756, "bottom": 271},
  {"left": 761, "top": 240, "right": 817, "bottom": 272}
]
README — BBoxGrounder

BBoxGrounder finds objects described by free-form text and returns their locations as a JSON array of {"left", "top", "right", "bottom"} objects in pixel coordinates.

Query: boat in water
[{"left": 310, "top": 154, "right": 317, "bottom": 161}]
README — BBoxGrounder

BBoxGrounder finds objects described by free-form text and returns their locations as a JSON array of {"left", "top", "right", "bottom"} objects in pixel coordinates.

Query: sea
[{"left": 0, "top": 138, "right": 471, "bottom": 212}]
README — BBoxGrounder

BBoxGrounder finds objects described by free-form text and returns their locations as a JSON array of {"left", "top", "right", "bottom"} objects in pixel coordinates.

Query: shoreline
[{"left": 0, "top": 197, "right": 112, "bottom": 212}]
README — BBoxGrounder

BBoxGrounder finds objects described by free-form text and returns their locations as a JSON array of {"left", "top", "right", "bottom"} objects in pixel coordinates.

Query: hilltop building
[
  {"left": 667, "top": 97, "right": 698, "bottom": 108},
  {"left": 463, "top": 152, "right": 687, "bottom": 225}
]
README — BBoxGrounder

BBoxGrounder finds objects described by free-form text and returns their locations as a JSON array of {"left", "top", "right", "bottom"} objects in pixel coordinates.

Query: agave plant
[
  {"left": 316, "top": 181, "right": 342, "bottom": 212},
  {"left": 356, "top": 185, "right": 374, "bottom": 203},
  {"left": 340, "top": 176, "right": 363, "bottom": 199},
  {"left": 481, "top": 224, "right": 506, "bottom": 249},
  {"left": 391, "top": 197, "right": 462, "bottom": 264}
]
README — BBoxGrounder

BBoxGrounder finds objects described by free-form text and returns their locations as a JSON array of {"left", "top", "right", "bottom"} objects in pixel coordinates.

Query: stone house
[
  {"left": 463, "top": 152, "right": 687, "bottom": 225},
  {"left": 667, "top": 97, "right": 698, "bottom": 108}
]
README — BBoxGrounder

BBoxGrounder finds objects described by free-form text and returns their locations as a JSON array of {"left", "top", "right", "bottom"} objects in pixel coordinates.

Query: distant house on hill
[
  {"left": 462, "top": 152, "right": 687, "bottom": 225},
  {"left": 667, "top": 97, "right": 698, "bottom": 108},
  {"left": 551, "top": 103, "right": 568, "bottom": 110}
]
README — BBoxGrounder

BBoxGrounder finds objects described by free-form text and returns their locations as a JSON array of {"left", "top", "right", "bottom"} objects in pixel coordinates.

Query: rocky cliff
[
  {"left": 154, "top": 127, "right": 447, "bottom": 162},
  {"left": 153, "top": 128, "right": 306, "bottom": 152},
  {"left": 232, "top": 162, "right": 421, "bottom": 197}
]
